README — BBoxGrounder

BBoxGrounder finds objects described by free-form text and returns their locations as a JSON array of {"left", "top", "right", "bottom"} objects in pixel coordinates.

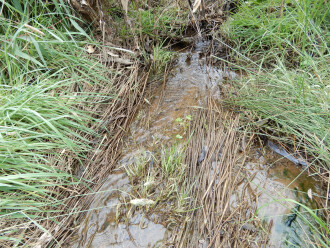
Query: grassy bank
[
  {"left": 221, "top": 0, "right": 329, "bottom": 172},
  {"left": 218, "top": 0, "right": 329, "bottom": 245},
  {"left": 0, "top": 0, "right": 115, "bottom": 245}
]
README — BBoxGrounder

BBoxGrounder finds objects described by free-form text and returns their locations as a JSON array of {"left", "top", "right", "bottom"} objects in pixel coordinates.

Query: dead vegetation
[
  {"left": 52, "top": 62, "right": 149, "bottom": 246},
  {"left": 167, "top": 98, "right": 269, "bottom": 247}
]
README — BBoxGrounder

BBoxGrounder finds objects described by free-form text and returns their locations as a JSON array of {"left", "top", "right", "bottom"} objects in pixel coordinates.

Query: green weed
[
  {"left": 152, "top": 44, "right": 175, "bottom": 73},
  {"left": 161, "top": 144, "right": 185, "bottom": 177},
  {"left": 121, "top": 143, "right": 189, "bottom": 226}
]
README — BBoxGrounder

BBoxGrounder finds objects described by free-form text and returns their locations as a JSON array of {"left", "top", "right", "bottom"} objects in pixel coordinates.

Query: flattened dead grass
[{"left": 172, "top": 98, "right": 269, "bottom": 247}]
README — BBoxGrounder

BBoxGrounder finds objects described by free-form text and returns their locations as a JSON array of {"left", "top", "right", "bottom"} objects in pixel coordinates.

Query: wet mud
[{"left": 70, "top": 40, "right": 322, "bottom": 248}]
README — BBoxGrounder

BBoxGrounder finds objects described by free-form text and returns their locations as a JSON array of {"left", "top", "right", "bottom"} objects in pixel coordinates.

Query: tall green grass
[
  {"left": 228, "top": 59, "right": 329, "bottom": 170},
  {"left": 222, "top": 0, "right": 329, "bottom": 64},
  {"left": 220, "top": 0, "right": 329, "bottom": 169},
  {"left": 0, "top": 0, "right": 112, "bottom": 243}
]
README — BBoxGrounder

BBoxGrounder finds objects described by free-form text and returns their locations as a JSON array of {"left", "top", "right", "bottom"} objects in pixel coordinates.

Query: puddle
[
  {"left": 129, "top": 39, "right": 236, "bottom": 147},
  {"left": 70, "top": 39, "right": 322, "bottom": 247},
  {"left": 70, "top": 169, "right": 167, "bottom": 248},
  {"left": 234, "top": 145, "right": 323, "bottom": 247}
]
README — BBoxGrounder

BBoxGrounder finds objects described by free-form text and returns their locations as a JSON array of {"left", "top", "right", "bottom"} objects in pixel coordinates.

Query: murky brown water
[
  {"left": 70, "top": 40, "right": 322, "bottom": 247},
  {"left": 70, "top": 39, "right": 225, "bottom": 248},
  {"left": 70, "top": 169, "right": 167, "bottom": 247},
  {"left": 233, "top": 145, "right": 322, "bottom": 247}
]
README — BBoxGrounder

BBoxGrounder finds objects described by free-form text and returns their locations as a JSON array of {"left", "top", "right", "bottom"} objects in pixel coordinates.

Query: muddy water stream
[{"left": 70, "top": 41, "right": 321, "bottom": 248}]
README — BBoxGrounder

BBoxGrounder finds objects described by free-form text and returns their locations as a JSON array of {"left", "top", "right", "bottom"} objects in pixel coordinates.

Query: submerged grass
[{"left": 123, "top": 143, "right": 189, "bottom": 227}]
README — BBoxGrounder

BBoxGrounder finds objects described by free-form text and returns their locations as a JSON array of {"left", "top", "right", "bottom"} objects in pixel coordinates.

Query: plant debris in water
[{"left": 1, "top": 0, "right": 328, "bottom": 247}]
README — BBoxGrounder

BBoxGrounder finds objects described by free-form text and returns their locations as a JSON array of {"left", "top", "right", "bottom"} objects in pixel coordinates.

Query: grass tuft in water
[{"left": 123, "top": 144, "right": 190, "bottom": 227}]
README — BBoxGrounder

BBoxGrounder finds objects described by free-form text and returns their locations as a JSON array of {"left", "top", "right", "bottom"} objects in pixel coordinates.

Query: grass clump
[
  {"left": 222, "top": 0, "right": 329, "bottom": 64},
  {"left": 220, "top": 0, "right": 329, "bottom": 169},
  {"left": 123, "top": 144, "right": 190, "bottom": 227},
  {"left": 149, "top": 43, "right": 175, "bottom": 74},
  {"left": 230, "top": 59, "right": 329, "bottom": 170},
  {"left": 161, "top": 144, "right": 185, "bottom": 177}
]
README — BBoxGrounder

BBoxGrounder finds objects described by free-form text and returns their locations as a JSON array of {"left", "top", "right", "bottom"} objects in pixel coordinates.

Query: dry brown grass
[
  {"left": 54, "top": 65, "right": 149, "bottom": 246},
  {"left": 170, "top": 97, "right": 269, "bottom": 247}
]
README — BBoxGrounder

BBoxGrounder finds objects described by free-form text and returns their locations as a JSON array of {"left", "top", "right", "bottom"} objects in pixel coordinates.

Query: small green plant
[
  {"left": 175, "top": 115, "right": 192, "bottom": 128},
  {"left": 152, "top": 44, "right": 174, "bottom": 73},
  {"left": 175, "top": 115, "right": 193, "bottom": 139},
  {"left": 175, "top": 181, "right": 192, "bottom": 214},
  {"left": 160, "top": 144, "right": 185, "bottom": 177}
]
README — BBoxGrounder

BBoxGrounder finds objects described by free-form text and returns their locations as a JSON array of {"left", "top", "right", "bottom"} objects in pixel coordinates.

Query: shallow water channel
[{"left": 70, "top": 41, "right": 321, "bottom": 248}]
